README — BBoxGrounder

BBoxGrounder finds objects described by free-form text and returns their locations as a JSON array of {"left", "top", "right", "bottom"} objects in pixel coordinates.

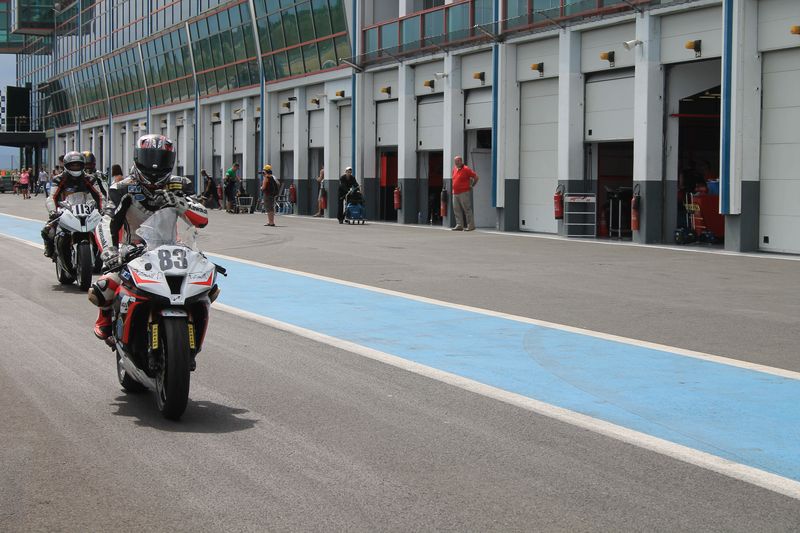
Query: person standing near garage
[
  {"left": 337, "top": 166, "right": 357, "bottom": 224},
  {"left": 450, "top": 155, "right": 478, "bottom": 231}
]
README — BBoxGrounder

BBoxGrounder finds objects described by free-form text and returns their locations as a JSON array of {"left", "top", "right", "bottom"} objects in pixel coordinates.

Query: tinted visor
[
  {"left": 136, "top": 148, "right": 176, "bottom": 179},
  {"left": 65, "top": 161, "right": 84, "bottom": 172}
]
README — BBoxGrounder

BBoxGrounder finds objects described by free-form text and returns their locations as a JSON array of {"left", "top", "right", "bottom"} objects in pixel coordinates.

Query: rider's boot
[
  {"left": 41, "top": 227, "right": 54, "bottom": 258},
  {"left": 94, "top": 307, "right": 112, "bottom": 340}
]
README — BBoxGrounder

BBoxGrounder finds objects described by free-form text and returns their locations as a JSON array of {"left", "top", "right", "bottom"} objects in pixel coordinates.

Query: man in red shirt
[{"left": 450, "top": 155, "right": 479, "bottom": 231}]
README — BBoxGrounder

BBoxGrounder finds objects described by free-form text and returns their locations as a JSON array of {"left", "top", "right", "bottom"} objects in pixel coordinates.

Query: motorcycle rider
[
  {"left": 82, "top": 150, "right": 109, "bottom": 199},
  {"left": 89, "top": 134, "right": 208, "bottom": 340},
  {"left": 41, "top": 151, "right": 104, "bottom": 259}
]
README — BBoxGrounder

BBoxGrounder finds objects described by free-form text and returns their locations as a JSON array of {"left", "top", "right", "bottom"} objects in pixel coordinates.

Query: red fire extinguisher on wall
[
  {"left": 393, "top": 185, "right": 401, "bottom": 210},
  {"left": 320, "top": 187, "right": 327, "bottom": 210},
  {"left": 554, "top": 184, "right": 565, "bottom": 220},
  {"left": 440, "top": 187, "right": 448, "bottom": 218},
  {"left": 289, "top": 183, "right": 297, "bottom": 204},
  {"left": 631, "top": 183, "right": 641, "bottom": 232}
]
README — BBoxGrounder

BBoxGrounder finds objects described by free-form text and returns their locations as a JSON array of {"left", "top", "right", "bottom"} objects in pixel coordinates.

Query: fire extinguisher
[
  {"left": 217, "top": 184, "right": 223, "bottom": 202},
  {"left": 631, "top": 183, "right": 641, "bottom": 232},
  {"left": 393, "top": 185, "right": 401, "bottom": 210},
  {"left": 320, "top": 187, "right": 327, "bottom": 210},
  {"left": 289, "top": 183, "right": 297, "bottom": 204},
  {"left": 440, "top": 187, "right": 448, "bottom": 218},
  {"left": 554, "top": 184, "right": 565, "bottom": 220}
]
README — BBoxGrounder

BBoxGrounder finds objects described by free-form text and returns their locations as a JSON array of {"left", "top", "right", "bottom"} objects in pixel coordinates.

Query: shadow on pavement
[{"left": 110, "top": 394, "right": 259, "bottom": 433}]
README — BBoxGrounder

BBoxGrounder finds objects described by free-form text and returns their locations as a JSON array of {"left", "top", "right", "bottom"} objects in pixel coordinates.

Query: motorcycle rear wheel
[
  {"left": 77, "top": 242, "right": 93, "bottom": 291},
  {"left": 155, "top": 318, "right": 191, "bottom": 420}
]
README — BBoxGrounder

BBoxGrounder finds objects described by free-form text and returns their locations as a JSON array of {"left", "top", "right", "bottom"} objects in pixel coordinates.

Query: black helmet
[
  {"left": 82, "top": 151, "right": 97, "bottom": 173},
  {"left": 133, "top": 134, "right": 176, "bottom": 189},
  {"left": 63, "top": 151, "right": 85, "bottom": 178}
]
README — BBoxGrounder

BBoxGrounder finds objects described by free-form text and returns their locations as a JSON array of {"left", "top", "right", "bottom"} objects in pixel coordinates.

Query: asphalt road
[{"left": 1, "top": 195, "right": 800, "bottom": 531}]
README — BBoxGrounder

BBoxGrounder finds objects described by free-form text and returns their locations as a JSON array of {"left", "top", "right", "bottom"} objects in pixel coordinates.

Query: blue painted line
[{"left": 2, "top": 213, "right": 799, "bottom": 482}]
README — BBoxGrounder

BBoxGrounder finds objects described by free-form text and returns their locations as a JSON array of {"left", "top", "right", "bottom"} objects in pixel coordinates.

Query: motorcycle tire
[
  {"left": 117, "top": 352, "right": 146, "bottom": 393},
  {"left": 155, "top": 318, "right": 191, "bottom": 420},
  {"left": 77, "top": 242, "right": 93, "bottom": 291},
  {"left": 55, "top": 258, "right": 74, "bottom": 285}
]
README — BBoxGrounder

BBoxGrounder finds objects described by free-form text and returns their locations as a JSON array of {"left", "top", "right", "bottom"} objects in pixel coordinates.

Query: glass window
[
  {"left": 236, "top": 63, "right": 250, "bottom": 86},
  {"left": 401, "top": 16, "right": 420, "bottom": 48},
  {"left": 302, "top": 42, "right": 320, "bottom": 72},
  {"left": 229, "top": 5, "right": 242, "bottom": 26},
  {"left": 296, "top": 2, "right": 315, "bottom": 42},
  {"left": 227, "top": 66, "right": 238, "bottom": 88},
  {"left": 193, "top": 43, "right": 206, "bottom": 71},
  {"left": 254, "top": 0, "right": 267, "bottom": 18},
  {"left": 447, "top": 3, "right": 469, "bottom": 40},
  {"left": 263, "top": 55, "right": 276, "bottom": 80},
  {"left": 380, "top": 22, "right": 398, "bottom": 51},
  {"left": 223, "top": 31, "right": 237, "bottom": 64},
  {"left": 215, "top": 68, "right": 228, "bottom": 92},
  {"left": 334, "top": 35, "right": 350, "bottom": 61},
  {"left": 266, "top": 0, "right": 281, "bottom": 13},
  {"left": 231, "top": 26, "right": 246, "bottom": 61},
  {"left": 197, "top": 17, "right": 209, "bottom": 38},
  {"left": 364, "top": 27, "right": 378, "bottom": 54},
  {"left": 311, "top": 0, "right": 331, "bottom": 36},
  {"left": 272, "top": 51, "right": 289, "bottom": 78},
  {"left": 423, "top": 9, "right": 444, "bottom": 44},
  {"left": 268, "top": 13, "right": 285, "bottom": 49},
  {"left": 256, "top": 18, "right": 271, "bottom": 52},
  {"left": 282, "top": 8, "right": 300, "bottom": 46},
  {"left": 211, "top": 34, "right": 225, "bottom": 66},
  {"left": 317, "top": 37, "right": 336, "bottom": 69},
  {"left": 243, "top": 23, "right": 257, "bottom": 57},
  {"left": 248, "top": 60, "right": 260, "bottom": 82},
  {"left": 328, "top": 0, "right": 347, "bottom": 33},
  {"left": 218, "top": 9, "right": 230, "bottom": 31},
  {"left": 208, "top": 13, "right": 219, "bottom": 35},
  {"left": 287, "top": 46, "right": 304, "bottom": 76},
  {"left": 474, "top": 0, "right": 493, "bottom": 26}
]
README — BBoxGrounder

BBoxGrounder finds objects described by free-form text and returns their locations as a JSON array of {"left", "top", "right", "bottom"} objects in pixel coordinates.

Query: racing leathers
[
  {"left": 41, "top": 172, "right": 104, "bottom": 258},
  {"left": 88, "top": 175, "right": 208, "bottom": 340}
]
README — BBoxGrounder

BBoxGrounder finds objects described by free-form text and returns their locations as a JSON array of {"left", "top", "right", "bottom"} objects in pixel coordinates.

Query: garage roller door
[
  {"left": 233, "top": 119, "right": 244, "bottom": 153},
  {"left": 376, "top": 100, "right": 398, "bottom": 147},
  {"left": 308, "top": 110, "right": 324, "bottom": 147},
  {"left": 417, "top": 95, "right": 443, "bottom": 150},
  {"left": 280, "top": 114, "right": 294, "bottom": 151},
  {"left": 760, "top": 49, "right": 800, "bottom": 254},
  {"left": 519, "top": 78, "right": 559, "bottom": 233},
  {"left": 585, "top": 71, "right": 634, "bottom": 141},
  {"left": 465, "top": 88, "right": 492, "bottom": 130}
]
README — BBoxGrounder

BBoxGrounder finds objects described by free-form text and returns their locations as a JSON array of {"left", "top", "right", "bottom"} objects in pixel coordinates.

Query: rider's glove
[
  {"left": 100, "top": 246, "right": 120, "bottom": 268},
  {"left": 153, "top": 190, "right": 185, "bottom": 210}
]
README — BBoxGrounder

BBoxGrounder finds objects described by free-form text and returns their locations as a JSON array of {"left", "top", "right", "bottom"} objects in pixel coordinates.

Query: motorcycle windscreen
[{"left": 135, "top": 208, "right": 197, "bottom": 250}]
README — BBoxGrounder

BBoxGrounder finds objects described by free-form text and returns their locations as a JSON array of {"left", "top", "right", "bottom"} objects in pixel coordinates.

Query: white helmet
[{"left": 63, "top": 151, "right": 85, "bottom": 178}]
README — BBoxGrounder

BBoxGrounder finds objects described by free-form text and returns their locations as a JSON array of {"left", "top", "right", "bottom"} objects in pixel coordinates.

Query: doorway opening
[
  {"left": 418, "top": 151, "right": 443, "bottom": 224},
  {"left": 308, "top": 148, "right": 324, "bottom": 215},
  {"left": 378, "top": 150, "right": 398, "bottom": 221},
  {"left": 465, "top": 128, "right": 494, "bottom": 228},
  {"left": 593, "top": 142, "right": 633, "bottom": 239}
]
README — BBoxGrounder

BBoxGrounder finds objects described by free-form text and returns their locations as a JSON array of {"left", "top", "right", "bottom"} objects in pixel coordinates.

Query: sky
[{"left": 0, "top": 54, "right": 19, "bottom": 169}]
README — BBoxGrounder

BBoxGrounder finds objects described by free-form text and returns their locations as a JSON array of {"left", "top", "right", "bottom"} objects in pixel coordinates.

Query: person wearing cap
[
  {"left": 338, "top": 166, "right": 357, "bottom": 224},
  {"left": 223, "top": 162, "right": 240, "bottom": 212},
  {"left": 260, "top": 164, "right": 280, "bottom": 226},
  {"left": 201, "top": 168, "right": 222, "bottom": 209}
]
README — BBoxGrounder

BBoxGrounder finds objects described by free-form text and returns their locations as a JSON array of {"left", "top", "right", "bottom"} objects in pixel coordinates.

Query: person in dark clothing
[
  {"left": 201, "top": 169, "right": 222, "bottom": 209},
  {"left": 337, "top": 166, "right": 358, "bottom": 224}
]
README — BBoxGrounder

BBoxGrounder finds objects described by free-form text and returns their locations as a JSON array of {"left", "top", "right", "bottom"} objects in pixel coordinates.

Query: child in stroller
[{"left": 344, "top": 185, "right": 366, "bottom": 224}]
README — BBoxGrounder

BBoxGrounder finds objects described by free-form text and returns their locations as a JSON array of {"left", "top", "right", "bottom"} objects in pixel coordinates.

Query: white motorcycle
[
  {"left": 54, "top": 192, "right": 103, "bottom": 291},
  {"left": 107, "top": 207, "right": 225, "bottom": 420}
]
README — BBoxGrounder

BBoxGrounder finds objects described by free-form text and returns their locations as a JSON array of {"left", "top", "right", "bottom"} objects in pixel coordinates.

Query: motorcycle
[
  {"left": 106, "top": 207, "right": 225, "bottom": 420},
  {"left": 54, "top": 192, "right": 103, "bottom": 291}
]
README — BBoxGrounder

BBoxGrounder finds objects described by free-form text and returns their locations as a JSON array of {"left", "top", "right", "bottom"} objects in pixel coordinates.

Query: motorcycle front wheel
[
  {"left": 155, "top": 317, "right": 191, "bottom": 420},
  {"left": 77, "top": 241, "right": 93, "bottom": 291}
]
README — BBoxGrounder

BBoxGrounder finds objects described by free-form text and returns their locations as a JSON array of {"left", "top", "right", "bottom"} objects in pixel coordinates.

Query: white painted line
[
  {"left": 0, "top": 231, "right": 44, "bottom": 249},
  {"left": 213, "top": 301, "right": 800, "bottom": 501},
  {"left": 208, "top": 250, "right": 800, "bottom": 381}
]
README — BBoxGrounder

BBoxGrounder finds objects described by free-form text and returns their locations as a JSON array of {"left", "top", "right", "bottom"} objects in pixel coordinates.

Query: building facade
[{"left": 10, "top": 0, "right": 800, "bottom": 254}]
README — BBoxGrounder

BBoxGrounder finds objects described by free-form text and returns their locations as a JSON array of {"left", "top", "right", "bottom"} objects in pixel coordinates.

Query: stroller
[{"left": 344, "top": 186, "right": 366, "bottom": 224}]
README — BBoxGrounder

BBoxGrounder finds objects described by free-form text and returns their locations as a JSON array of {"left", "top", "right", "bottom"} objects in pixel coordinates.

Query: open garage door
[
  {"left": 585, "top": 71, "right": 634, "bottom": 142},
  {"left": 760, "top": 49, "right": 800, "bottom": 254},
  {"left": 519, "top": 78, "right": 558, "bottom": 233},
  {"left": 417, "top": 95, "right": 443, "bottom": 150}
]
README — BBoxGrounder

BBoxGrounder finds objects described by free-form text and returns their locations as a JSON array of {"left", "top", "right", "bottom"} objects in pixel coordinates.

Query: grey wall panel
[{"left": 339, "top": 105, "right": 352, "bottom": 173}]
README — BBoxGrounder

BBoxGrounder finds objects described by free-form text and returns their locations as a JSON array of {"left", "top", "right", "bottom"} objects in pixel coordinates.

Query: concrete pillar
[
  {"left": 220, "top": 101, "right": 234, "bottom": 174},
  {"left": 497, "top": 43, "right": 520, "bottom": 231},
  {"left": 724, "top": 0, "right": 760, "bottom": 252},
  {"left": 632, "top": 12, "right": 664, "bottom": 244},
  {"left": 242, "top": 97, "right": 258, "bottom": 198},
  {"left": 266, "top": 91, "right": 281, "bottom": 172},
  {"left": 201, "top": 105, "right": 214, "bottom": 179},
  {"left": 292, "top": 86, "right": 310, "bottom": 215},
  {"left": 443, "top": 54, "right": 465, "bottom": 228},
  {"left": 397, "top": 64, "right": 418, "bottom": 224},
  {"left": 557, "top": 29, "right": 585, "bottom": 235},
  {"left": 124, "top": 121, "right": 133, "bottom": 172},
  {"left": 357, "top": 72, "right": 377, "bottom": 220},
  {"left": 323, "top": 87, "right": 341, "bottom": 219}
]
